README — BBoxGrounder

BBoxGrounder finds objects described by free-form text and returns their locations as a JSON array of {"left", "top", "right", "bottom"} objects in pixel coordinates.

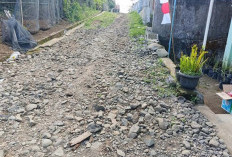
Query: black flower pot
[
  {"left": 217, "top": 72, "right": 222, "bottom": 82},
  {"left": 202, "top": 68, "right": 209, "bottom": 75},
  {"left": 224, "top": 76, "right": 231, "bottom": 84},
  {"left": 228, "top": 74, "right": 232, "bottom": 79},
  {"left": 179, "top": 72, "right": 202, "bottom": 90},
  {"left": 212, "top": 72, "right": 218, "bottom": 80},
  {"left": 207, "top": 69, "right": 214, "bottom": 77}
]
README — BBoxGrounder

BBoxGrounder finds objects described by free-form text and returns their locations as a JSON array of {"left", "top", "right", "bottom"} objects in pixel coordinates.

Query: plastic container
[
  {"left": 179, "top": 72, "right": 202, "bottom": 90},
  {"left": 221, "top": 99, "right": 232, "bottom": 114}
]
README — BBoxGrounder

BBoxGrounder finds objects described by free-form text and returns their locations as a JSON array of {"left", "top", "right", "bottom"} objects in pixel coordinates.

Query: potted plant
[
  {"left": 212, "top": 62, "right": 219, "bottom": 79},
  {"left": 202, "top": 65, "right": 210, "bottom": 75},
  {"left": 178, "top": 45, "right": 208, "bottom": 90}
]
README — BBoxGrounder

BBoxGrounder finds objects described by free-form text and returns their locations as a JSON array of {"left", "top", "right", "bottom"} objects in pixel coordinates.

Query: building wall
[
  {"left": 131, "top": 0, "right": 154, "bottom": 25},
  {"left": 152, "top": 0, "right": 232, "bottom": 57},
  {"left": 139, "top": 0, "right": 150, "bottom": 24}
]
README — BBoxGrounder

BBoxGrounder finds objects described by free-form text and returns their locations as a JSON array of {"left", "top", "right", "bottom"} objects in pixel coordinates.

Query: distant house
[{"left": 112, "top": 5, "right": 120, "bottom": 13}]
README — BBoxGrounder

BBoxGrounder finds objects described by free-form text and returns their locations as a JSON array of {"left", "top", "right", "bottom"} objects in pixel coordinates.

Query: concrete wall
[
  {"left": 139, "top": 0, "right": 150, "bottom": 24},
  {"left": 152, "top": 0, "right": 232, "bottom": 58},
  {"left": 131, "top": 0, "right": 143, "bottom": 13}
]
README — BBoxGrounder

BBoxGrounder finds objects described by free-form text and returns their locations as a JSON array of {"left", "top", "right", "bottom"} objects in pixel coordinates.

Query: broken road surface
[{"left": 0, "top": 14, "right": 230, "bottom": 157}]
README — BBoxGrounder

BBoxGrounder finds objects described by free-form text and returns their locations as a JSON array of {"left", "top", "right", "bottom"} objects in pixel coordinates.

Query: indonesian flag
[{"left": 160, "top": 0, "right": 171, "bottom": 24}]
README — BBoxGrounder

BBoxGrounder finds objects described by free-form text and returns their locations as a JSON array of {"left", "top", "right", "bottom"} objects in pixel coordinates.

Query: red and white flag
[{"left": 160, "top": 0, "right": 171, "bottom": 24}]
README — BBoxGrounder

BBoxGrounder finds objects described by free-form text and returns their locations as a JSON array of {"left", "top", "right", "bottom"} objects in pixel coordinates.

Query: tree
[
  {"left": 108, "top": 0, "right": 116, "bottom": 10},
  {"left": 93, "top": 0, "right": 106, "bottom": 10}
]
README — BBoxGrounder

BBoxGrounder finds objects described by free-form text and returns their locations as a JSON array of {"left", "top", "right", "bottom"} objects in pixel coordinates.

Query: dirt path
[{"left": 0, "top": 14, "right": 230, "bottom": 157}]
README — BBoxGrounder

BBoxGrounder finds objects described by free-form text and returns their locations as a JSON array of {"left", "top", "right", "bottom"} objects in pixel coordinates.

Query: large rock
[
  {"left": 54, "top": 121, "right": 64, "bottom": 126},
  {"left": 52, "top": 147, "right": 64, "bottom": 157},
  {"left": 156, "top": 49, "right": 168, "bottom": 57},
  {"left": 157, "top": 118, "right": 169, "bottom": 130},
  {"left": 26, "top": 104, "right": 38, "bottom": 111},
  {"left": 42, "top": 139, "right": 52, "bottom": 148},
  {"left": 128, "top": 124, "right": 140, "bottom": 138},
  {"left": 209, "top": 138, "right": 219, "bottom": 147},
  {"left": 144, "top": 137, "right": 155, "bottom": 147},
  {"left": 150, "top": 150, "right": 157, "bottom": 156},
  {"left": 117, "top": 149, "right": 125, "bottom": 157},
  {"left": 87, "top": 122, "right": 103, "bottom": 133},
  {"left": 183, "top": 141, "right": 191, "bottom": 149},
  {"left": 42, "top": 132, "right": 52, "bottom": 139},
  {"left": 191, "top": 121, "right": 202, "bottom": 129},
  {"left": 182, "top": 150, "right": 190, "bottom": 156},
  {"left": 147, "top": 43, "right": 164, "bottom": 51},
  {"left": 154, "top": 105, "right": 167, "bottom": 113}
]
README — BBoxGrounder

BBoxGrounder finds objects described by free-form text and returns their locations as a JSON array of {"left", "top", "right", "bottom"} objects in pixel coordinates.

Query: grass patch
[
  {"left": 82, "top": 8, "right": 100, "bottom": 21},
  {"left": 128, "top": 11, "right": 146, "bottom": 37},
  {"left": 27, "top": 48, "right": 40, "bottom": 55},
  {"left": 143, "top": 59, "right": 177, "bottom": 98},
  {"left": 85, "top": 12, "right": 117, "bottom": 29},
  {"left": 64, "top": 0, "right": 100, "bottom": 22}
]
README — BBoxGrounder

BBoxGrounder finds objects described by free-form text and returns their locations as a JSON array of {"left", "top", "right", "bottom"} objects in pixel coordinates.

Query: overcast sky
[{"left": 115, "top": 0, "right": 136, "bottom": 13}]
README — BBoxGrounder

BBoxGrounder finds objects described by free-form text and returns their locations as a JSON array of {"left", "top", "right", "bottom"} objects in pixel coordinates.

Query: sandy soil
[{"left": 198, "top": 75, "right": 227, "bottom": 114}]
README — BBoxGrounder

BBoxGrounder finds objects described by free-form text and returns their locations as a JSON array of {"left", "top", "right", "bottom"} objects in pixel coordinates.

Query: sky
[{"left": 115, "top": 0, "right": 136, "bottom": 13}]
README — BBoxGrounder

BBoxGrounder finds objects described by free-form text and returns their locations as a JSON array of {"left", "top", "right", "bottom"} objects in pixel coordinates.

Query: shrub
[
  {"left": 63, "top": 0, "right": 99, "bottom": 22},
  {"left": 180, "top": 45, "right": 208, "bottom": 76},
  {"left": 94, "top": 0, "right": 106, "bottom": 10},
  {"left": 64, "top": 0, "right": 82, "bottom": 22}
]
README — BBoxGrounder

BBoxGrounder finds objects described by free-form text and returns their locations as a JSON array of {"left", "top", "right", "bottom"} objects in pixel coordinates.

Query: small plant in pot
[
  {"left": 212, "top": 62, "right": 219, "bottom": 80},
  {"left": 202, "top": 65, "right": 210, "bottom": 75},
  {"left": 179, "top": 45, "right": 208, "bottom": 90}
]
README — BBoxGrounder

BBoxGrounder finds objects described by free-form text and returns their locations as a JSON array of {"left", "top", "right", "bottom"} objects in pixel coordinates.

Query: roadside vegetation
[
  {"left": 85, "top": 12, "right": 117, "bottom": 29},
  {"left": 64, "top": 0, "right": 99, "bottom": 22},
  {"left": 144, "top": 59, "right": 177, "bottom": 98},
  {"left": 64, "top": 0, "right": 115, "bottom": 23},
  {"left": 128, "top": 11, "right": 146, "bottom": 38}
]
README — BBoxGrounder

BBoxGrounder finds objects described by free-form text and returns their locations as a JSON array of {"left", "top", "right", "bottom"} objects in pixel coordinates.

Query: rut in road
[{"left": 0, "top": 14, "right": 230, "bottom": 157}]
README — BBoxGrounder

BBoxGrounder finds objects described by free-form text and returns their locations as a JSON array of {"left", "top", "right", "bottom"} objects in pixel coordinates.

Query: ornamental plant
[{"left": 180, "top": 45, "right": 208, "bottom": 76}]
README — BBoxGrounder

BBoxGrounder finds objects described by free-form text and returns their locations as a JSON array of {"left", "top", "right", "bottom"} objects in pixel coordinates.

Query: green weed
[
  {"left": 145, "top": 60, "right": 176, "bottom": 98},
  {"left": 64, "top": 0, "right": 100, "bottom": 22},
  {"left": 128, "top": 12, "right": 146, "bottom": 37},
  {"left": 85, "top": 12, "right": 117, "bottom": 29}
]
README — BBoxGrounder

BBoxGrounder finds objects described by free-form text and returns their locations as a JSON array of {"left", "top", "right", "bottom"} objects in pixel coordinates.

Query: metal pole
[
  {"left": 203, "top": 0, "right": 214, "bottom": 50},
  {"left": 19, "top": 0, "right": 23, "bottom": 26}
]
